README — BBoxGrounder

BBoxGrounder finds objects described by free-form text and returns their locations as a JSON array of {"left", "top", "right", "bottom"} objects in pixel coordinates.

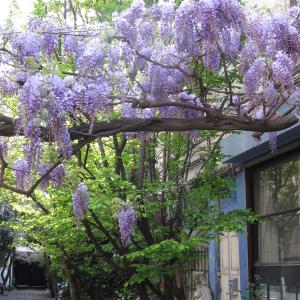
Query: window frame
[{"left": 246, "top": 148, "right": 300, "bottom": 286}]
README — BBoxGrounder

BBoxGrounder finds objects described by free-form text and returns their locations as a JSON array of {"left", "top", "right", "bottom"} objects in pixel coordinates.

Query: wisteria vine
[{"left": 0, "top": 0, "right": 298, "bottom": 226}]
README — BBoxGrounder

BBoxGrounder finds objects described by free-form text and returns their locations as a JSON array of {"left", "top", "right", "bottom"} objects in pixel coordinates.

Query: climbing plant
[{"left": 0, "top": 0, "right": 298, "bottom": 298}]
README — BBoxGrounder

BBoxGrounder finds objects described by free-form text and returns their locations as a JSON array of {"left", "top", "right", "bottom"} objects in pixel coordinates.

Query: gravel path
[{"left": 2, "top": 289, "right": 52, "bottom": 300}]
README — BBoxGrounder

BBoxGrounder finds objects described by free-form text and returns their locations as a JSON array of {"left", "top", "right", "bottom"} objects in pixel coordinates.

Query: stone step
[{"left": 2, "top": 289, "right": 52, "bottom": 300}]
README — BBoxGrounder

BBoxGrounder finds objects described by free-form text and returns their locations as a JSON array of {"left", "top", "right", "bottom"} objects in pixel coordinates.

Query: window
[
  {"left": 254, "top": 157, "right": 300, "bottom": 264},
  {"left": 248, "top": 151, "right": 300, "bottom": 299}
]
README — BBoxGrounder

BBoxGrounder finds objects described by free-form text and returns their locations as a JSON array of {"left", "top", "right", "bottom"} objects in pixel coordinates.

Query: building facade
[
  {"left": 208, "top": 125, "right": 300, "bottom": 299},
  {"left": 206, "top": 1, "right": 300, "bottom": 299}
]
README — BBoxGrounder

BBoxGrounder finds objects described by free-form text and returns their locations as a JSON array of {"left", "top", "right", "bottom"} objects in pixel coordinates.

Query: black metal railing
[{"left": 259, "top": 283, "right": 300, "bottom": 300}]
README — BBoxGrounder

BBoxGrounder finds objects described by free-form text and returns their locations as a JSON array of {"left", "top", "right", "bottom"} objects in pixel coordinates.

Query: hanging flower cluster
[
  {"left": 38, "top": 164, "right": 66, "bottom": 190},
  {"left": 117, "top": 204, "right": 137, "bottom": 247},
  {"left": 73, "top": 183, "right": 90, "bottom": 220},
  {"left": 0, "top": 139, "right": 8, "bottom": 158},
  {"left": 14, "top": 160, "right": 30, "bottom": 190},
  {"left": 0, "top": 0, "right": 298, "bottom": 190}
]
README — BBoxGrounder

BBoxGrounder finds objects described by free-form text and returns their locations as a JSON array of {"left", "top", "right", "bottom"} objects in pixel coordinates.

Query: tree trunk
[
  {"left": 69, "top": 277, "right": 80, "bottom": 300},
  {"left": 164, "top": 278, "right": 174, "bottom": 300},
  {"left": 61, "top": 260, "right": 80, "bottom": 300},
  {"left": 173, "top": 274, "right": 186, "bottom": 300},
  {"left": 162, "top": 276, "right": 186, "bottom": 300},
  {"left": 49, "top": 275, "right": 58, "bottom": 299},
  {"left": 173, "top": 273, "right": 186, "bottom": 300},
  {"left": 136, "top": 284, "right": 149, "bottom": 300}
]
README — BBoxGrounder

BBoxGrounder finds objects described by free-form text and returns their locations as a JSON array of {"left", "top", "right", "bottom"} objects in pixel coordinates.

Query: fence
[{"left": 184, "top": 245, "right": 209, "bottom": 300}]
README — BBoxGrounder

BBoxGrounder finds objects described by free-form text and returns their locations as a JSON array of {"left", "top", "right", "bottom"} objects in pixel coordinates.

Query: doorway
[
  {"left": 14, "top": 251, "right": 46, "bottom": 288},
  {"left": 219, "top": 231, "right": 241, "bottom": 300}
]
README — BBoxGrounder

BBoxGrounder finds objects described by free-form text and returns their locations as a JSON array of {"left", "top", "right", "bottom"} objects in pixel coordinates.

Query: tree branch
[
  {"left": 0, "top": 116, "right": 295, "bottom": 141},
  {"left": 89, "top": 209, "right": 127, "bottom": 255},
  {"left": 82, "top": 219, "right": 131, "bottom": 277}
]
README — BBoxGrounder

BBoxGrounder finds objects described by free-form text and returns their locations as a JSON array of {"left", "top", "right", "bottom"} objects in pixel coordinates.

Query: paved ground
[{"left": 2, "top": 289, "right": 52, "bottom": 300}]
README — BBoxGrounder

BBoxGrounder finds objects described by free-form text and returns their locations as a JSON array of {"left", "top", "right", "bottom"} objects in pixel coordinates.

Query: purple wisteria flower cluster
[
  {"left": 73, "top": 183, "right": 90, "bottom": 220},
  {"left": 38, "top": 164, "right": 65, "bottom": 190},
  {"left": 0, "top": 139, "right": 8, "bottom": 158},
  {"left": 0, "top": 0, "right": 299, "bottom": 190},
  {"left": 268, "top": 132, "right": 278, "bottom": 154},
  {"left": 118, "top": 204, "right": 137, "bottom": 247},
  {"left": 14, "top": 160, "right": 30, "bottom": 190}
]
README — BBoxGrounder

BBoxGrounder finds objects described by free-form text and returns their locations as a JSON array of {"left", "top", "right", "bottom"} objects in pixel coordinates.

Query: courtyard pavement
[{"left": 2, "top": 289, "right": 52, "bottom": 300}]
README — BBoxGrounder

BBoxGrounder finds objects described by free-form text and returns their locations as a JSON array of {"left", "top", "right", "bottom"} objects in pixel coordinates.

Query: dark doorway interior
[{"left": 14, "top": 258, "right": 46, "bottom": 288}]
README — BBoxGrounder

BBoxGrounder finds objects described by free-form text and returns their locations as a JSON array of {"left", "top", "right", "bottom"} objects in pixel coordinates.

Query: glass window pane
[
  {"left": 270, "top": 285, "right": 281, "bottom": 300},
  {"left": 254, "top": 155, "right": 300, "bottom": 264},
  {"left": 286, "top": 286, "right": 297, "bottom": 300},
  {"left": 259, "top": 283, "right": 268, "bottom": 298},
  {"left": 254, "top": 158, "right": 300, "bottom": 215},
  {"left": 258, "top": 212, "right": 300, "bottom": 263}
]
